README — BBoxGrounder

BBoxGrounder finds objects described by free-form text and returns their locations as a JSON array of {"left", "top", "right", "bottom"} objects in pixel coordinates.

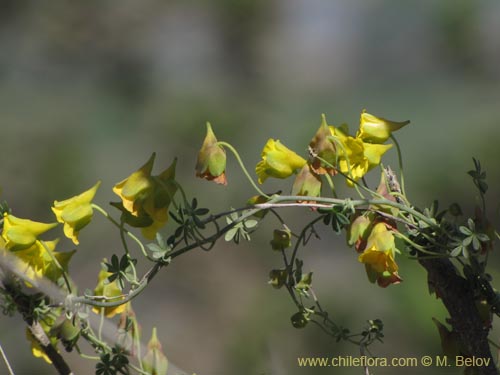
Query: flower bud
[
  {"left": 291, "top": 164, "right": 322, "bottom": 203},
  {"left": 195, "top": 123, "right": 227, "bottom": 185},
  {"left": 142, "top": 327, "right": 168, "bottom": 375},
  {"left": 309, "top": 114, "right": 337, "bottom": 175},
  {"left": 270, "top": 228, "right": 292, "bottom": 250}
]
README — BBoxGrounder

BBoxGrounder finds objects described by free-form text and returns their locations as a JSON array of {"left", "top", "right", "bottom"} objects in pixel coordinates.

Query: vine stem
[
  {"left": 78, "top": 194, "right": 440, "bottom": 310},
  {"left": 217, "top": 141, "right": 270, "bottom": 198},
  {"left": 91, "top": 204, "right": 150, "bottom": 259},
  {"left": 254, "top": 195, "right": 438, "bottom": 230},
  {"left": 390, "top": 134, "right": 406, "bottom": 197},
  {"left": 74, "top": 199, "right": 280, "bottom": 309}
]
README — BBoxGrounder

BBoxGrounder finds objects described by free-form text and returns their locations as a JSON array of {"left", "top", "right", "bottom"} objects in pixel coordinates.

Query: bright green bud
[
  {"left": 52, "top": 181, "right": 101, "bottom": 245},
  {"left": 357, "top": 110, "right": 410, "bottom": 144},
  {"left": 256, "top": 139, "right": 306, "bottom": 184},
  {"left": 143, "top": 327, "right": 168, "bottom": 375},
  {"left": 270, "top": 228, "right": 292, "bottom": 250},
  {"left": 195, "top": 122, "right": 227, "bottom": 185}
]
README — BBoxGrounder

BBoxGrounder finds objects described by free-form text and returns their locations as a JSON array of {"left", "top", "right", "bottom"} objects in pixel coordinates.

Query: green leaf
[
  {"left": 225, "top": 227, "right": 238, "bottom": 242},
  {"left": 450, "top": 246, "right": 463, "bottom": 257},
  {"left": 244, "top": 219, "right": 258, "bottom": 229},
  {"left": 477, "top": 233, "right": 490, "bottom": 242},
  {"left": 459, "top": 226, "right": 472, "bottom": 236},
  {"left": 479, "top": 180, "right": 488, "bottom": 194},
  {"left": 146, "top": 243, "right": 164, "bottom": 253},
  {"left": 462, "top": 236, "right": 472, "bottom": 247},
  {"left": 472, "top": 236, "right": 480, "bottom": 251}
]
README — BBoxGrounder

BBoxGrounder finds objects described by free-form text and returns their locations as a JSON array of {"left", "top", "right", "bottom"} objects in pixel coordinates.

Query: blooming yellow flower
[
  {"left": 144, "top": 158, "right": 177, "bottom": 224},
  {"left": 143, "top": 327, "right": 168, "bottom": 375},
  {"left": 357, "top": 110, "right": 410, "bottom": 144},
  {"left": 92, "top": 261, "right": 128, "bottom": 318},
  {"left": 256, "top": 139, "right": 307, "bottom": 184},
  {"left": 335, "top": 135, "right": 369, "bottom": 183},
  {"left": 113, "top": 155, "right": 178, "bottom": 239},
  {"left": 358, "top": 223, "right": 401, "bottom": 287},
  {"left": 195, "top": 122, "right": 227, "bottom": 185},
  {"left": 363, "top": 143, "right": 393, "bottom": 169},
  {"left": 329, "top": 127, "right": 392, "bottom": 185},
  {"left": 2, "top": 214, "right": 57, "bottom": 251},
  {"left": 145, "top": 160, "right": 179, "bottom": 239},
  {"left": 113, "top": 153, "right": 155, "bottom": 217},
  {"left": 52, "top": 181, "right": 101, "bottom": 245}
]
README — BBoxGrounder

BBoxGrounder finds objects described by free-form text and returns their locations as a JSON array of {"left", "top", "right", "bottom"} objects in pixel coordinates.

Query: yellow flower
[
  {"left": 358, "top": 223, "right": 401, "bottom": 287},
  {"left": 2, "top": 214, "right": 57, "bottom": 251},
  {"left": 113, "top": 153, "right": 155, "bottom": 217},
  {"left": 138, "top": 158, "right": 178, "bottom": 240},
  {"left": 357, "top": 110, "right": 410, "bottom": 144},
  {"left": 365, "top": 222, "right": 396, "bottom": 252},
  {"left": 113, "top": 155, "right": 178, "bottom": 239},
  {"left": 335, "top": 135, "right": 369, "bottom": 183},
  {"left": 142, "top": 327, "right": 168, "bottom": 375},
  {"left": 52, "top": 181, "right": 101, "bottom": 245},
  {"left": 330, "top": 127, "right": 392, "bottom": 185},
  {"left": 195, "top": 122, "right": 227, "bottom": 185},
  {"left": 256, "top": 139, "right": 307, "bottom": 184},
  {"left": 144, "top": 158, "right": 177, "bottom": 224},
  {"left": 8, "top": 239, "right": 75, "bottom": 288},
  {"left": 92, "top": 261, "right": 128, "bottom": 318},
  {"left": 363, "top": 143, "right": 393, "bottom": 169}
]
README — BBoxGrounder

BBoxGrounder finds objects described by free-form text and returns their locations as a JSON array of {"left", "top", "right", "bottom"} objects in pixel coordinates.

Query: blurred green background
[{"left": 1, "top": 1, "right": 500, "bottom": 374}]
